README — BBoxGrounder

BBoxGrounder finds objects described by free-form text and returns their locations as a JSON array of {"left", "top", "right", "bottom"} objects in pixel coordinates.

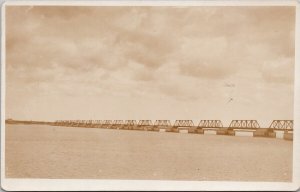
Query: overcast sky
[{"left": 5, "top": 6, "right": 295, "bottom": 126}]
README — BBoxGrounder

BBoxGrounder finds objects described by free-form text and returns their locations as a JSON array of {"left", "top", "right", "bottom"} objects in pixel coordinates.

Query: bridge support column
[
  {"left": 216, "top": 128, "right": 228, "bottom": 135},
  {"left": 284, "top": 132, "right": 293, "bottom": 140}
]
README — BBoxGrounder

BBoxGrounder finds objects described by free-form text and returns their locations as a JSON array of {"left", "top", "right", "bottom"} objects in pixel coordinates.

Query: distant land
[{"left": 5, "top": 119, "right": 54, "bottom": 125}]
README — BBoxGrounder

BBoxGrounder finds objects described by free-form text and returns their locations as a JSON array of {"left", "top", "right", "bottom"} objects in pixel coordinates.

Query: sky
[{"left": 5, "top": 6, "right": 295, "bottom": 127}]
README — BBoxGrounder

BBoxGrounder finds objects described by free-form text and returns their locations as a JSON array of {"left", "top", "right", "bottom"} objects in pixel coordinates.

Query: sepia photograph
[{"left": 1, "top": 0, "right": 300, "bottom": 191}]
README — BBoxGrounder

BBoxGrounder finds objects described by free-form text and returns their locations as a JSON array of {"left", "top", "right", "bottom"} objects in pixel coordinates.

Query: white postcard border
[{"left": 1, "top": 0, "right": 299, "bottom": 191}]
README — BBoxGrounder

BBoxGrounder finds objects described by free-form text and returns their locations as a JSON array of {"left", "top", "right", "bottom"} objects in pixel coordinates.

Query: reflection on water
[
  {"left": 235, "top": 131, "right": 254, "bottom": 137},
  {"left": 179, "top": 130, "right": 188, "bottom": 133},
  {"left": 275, "top": 131, "right": 284, "bottom": 139},
  {"left": 204, "top": 130, "right": 217, "bottom": 135}
]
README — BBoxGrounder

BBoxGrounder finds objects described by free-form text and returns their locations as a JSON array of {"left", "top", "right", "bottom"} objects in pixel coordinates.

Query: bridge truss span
[
  {"left": 197, "top": 120, "right": 223, "bottom": 128},
  {"left": 229, "top": 120, "right": 260, "bottom": 129},
  {"left": 269, "top": 120, "right": 293, "bottom": 131}
]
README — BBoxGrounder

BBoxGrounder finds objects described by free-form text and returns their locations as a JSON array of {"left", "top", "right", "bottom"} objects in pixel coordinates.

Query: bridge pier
[
  {"left": 101, "top": 120, "right": 112, "bottom": 129},
  {"left": 216, "top": 128, "right": 228, "bottom": 135},
  {"left": 123, "top": 120, "right": 137, "bottom": 130},
  {"left": 166, "top": 127, "right": 179, "bottom": 133},
  {"left": 111, "top": 120, "right": 124, "bottom": 129},
  {"left": 170, "top": 120, "right": 194, "bottom": 133},
  {"left": 154, "top": 120, "right": 172, "bottom": 132},
  {"left": 284, "top": 132, "right": 293, "bottom": 140},
  {"left": 253, "top": 128, "right": 274, "bottom": 138},
  {"left": 137, "top": 120, "right": 153, "bottom": 131},
  {"left": 228, "top": 120, "right": 260, "bottom": 137},
  {"left": 196, "top": 120, "right": 224, "bottom": 135},
  {"left": 269, "top": 120, "right": 293, "bottom": 140},
  {"left": 157, "top": 127, "right": 167, "bottom": 132},
  {"left": 188, "top": 127, "right": 197, "bottom": 133}
]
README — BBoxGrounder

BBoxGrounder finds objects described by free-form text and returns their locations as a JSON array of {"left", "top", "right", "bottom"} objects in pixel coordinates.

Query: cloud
[
  {"left": 5, "top": 6, "right": 295, "bottom": 121},
  {"left": 261, "top": 57, "right": 294, "bottom": 84},
  {"left": 176, "top": 36, "right": 239, "bottom": 79}
]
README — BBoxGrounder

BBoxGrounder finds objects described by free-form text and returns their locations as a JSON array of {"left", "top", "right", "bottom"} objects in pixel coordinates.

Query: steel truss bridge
[
  {"left": 53, "top": 119, "right": 294, "bottom": 140},
  {"left": 55, "top": 119, "right": 293, "bottom": 131}
]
